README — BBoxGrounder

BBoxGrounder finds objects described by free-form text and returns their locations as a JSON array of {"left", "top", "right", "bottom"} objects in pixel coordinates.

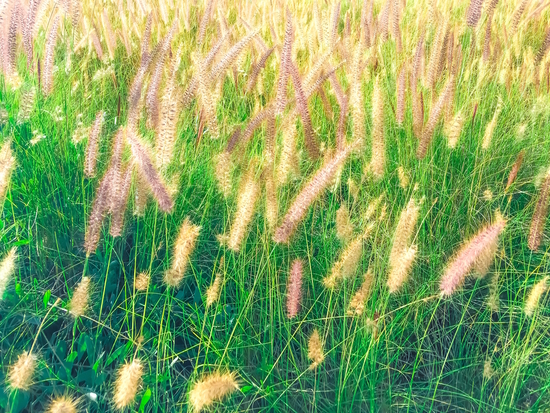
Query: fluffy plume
[
  {"left": 387, "top": 198, "right": 420, "bottom": 293},
  {"left": 370, "top": 76, "right": 385, "bottom": 178},
  {"left": 323, "top": 224, "right": 373, "bottom": 289},
  {"left": 68, "top": 276, "right": 91, "bottom": 318},
  {"left": 197, "top": 0, "right": 213, "bottom": 46},
  {"left": 225, "top": 163, "right": 260, "bottom": 252},
  {"left": 84, "top": 169, "right": 113, "bottom": 255},
  {"left": 140, "top": 14, "right": 152, "bottom": 65},
  {"left": 289, "top": 63, "right": 319, "bottom": 160},
  {"left": 388, "top": 245, "right": 417, "bottom": 293},
  {"left": 505, "top": 150, "right": 525, "bottom": 191},
  {"left": 411, "top": 33, "right": 425, "bottom": 90},
  {"left": 329, "top": 1, "right": 341, "bottom": 49},
  {"left": 396, "top": 64, "right": 407, "bottom": 125},
  {"left": 42, "top": 15, "right": 60, "bottom": 95},
  {"left": 0, "top": 141, "right": 15, "bottom": 202},
  {"left": 8, "top": 351, "right": 37, "bottom": 391},
  {"left": 182, "top": 33, "right": 229, "bottom": 108},
  {"left": 206, "top": 262, "right": 224, "bottom": 307},
  {"left": 164, "top": 218, "right": 201, "bottom": 288},
  {"left": 510, "top": 0, "right": 529, "bottom": 37},
  {"left": 101, "top": 10, "right": 116, "bottom": 60},
  {"left": 536, "top": 28, "right": 550, "bottom": 65},
  {"left": 347, "top": 270, "right": 373, "bottom": 316},
  {"left": 412, "top": 90, "right": 424, "bottom": 139},
  {"left": 426, "top": 22, "right": 447, "bottom": 90},
  {"left": 90, "top": 30, "right": 104, "bottom": 61},
  {"left": 46, "top": 395, "right": 79, "bottom": 413},
  {"left": 275, "top": 10, "right": 293, "bottom": 115},
  {"left": 4, "top": 5, "right": 19, "bottom": 83},
  {"left": 239, "top": 105, "right": 275, "bottom": 148},
  {"left": 308, "top": 329, "right": 325, "bottom": 369},
  {"left": 146, "top": 24, "right": 176, "bottom": 130},
  {"left": 133, "top": 170, "right": 149, "bottom": 216},
  {"left": 156, "top": 48, "right": 182, "bottom": 169},
  {"left": 440, "top": 212, "right": 506, "bottom": 296},
  {"left": 364, "top": 195, "right": 384, "bottom": 222},
  {"left": 336, "top": 204, "right": 354, "bottom": 243},
  {"left": 287, "top": 259, "right": 304, "bottom": 319},
  {"left": 417, "top": 76, "right": 454, "bottom": 159},
  {"left": 389, "top": 198, "right": 420, "bottom": 263},
  {"left": 277, "top": 119, "right": 299, "bottom": 186},
  {"left": 273, "top": 140, "right": 361, "bottom": 244},
  {"left": 524, "top": 276, "right": 548, "bottom": 317},
  {"left": 23, "top": 0, "right": 40, "bottom": 70},
  {"left": 397, "top": 166, "right": 409, "bottom": 189},
  {"left": 329, "top": 71, "right": 346, "bottom": 109},
  {"left": 113, "top": 359, "right": 143, "bottom": 409},
  {"left": 197, "top": 56, "right": 219, "bottom": 139},
  {"left": 209, "top": 29, "right": 259, "bottom": 84},
  {"left": 105, "top": 130, "right": 125, "bottom": 215},
  {"left": 0, "top": 248, "right": 16, "bottom": 300},
  {"left": 17, "top": 87, "right": 36, "bottom": 124},
  {"left": 481, "top": 96, "right": 502, "bottom": 149},
  {"left": 84, "top": 111, "right": 105, "bottom": 177},
  {"left": 444, "top": 110, "right": 464, "bottom": 148},
  {"left": 334, "top": 101, "right": 350, "bottom": 151},
  {"left": 109, "top": 165, "right": 132, "bottom": 237},
  {"left": 528, "top": 168, "right": 550, "bottom": 251},
  {"left": 188, "top": 371, "right": 239, "bottom": 413},
  {"left": 466, "top": 0, "right": 485, "bottom": 27},
  {"left": 472, "top": 230, "right": 499, "bottom": 278},
  {"left": 214, "top": 151, "right": 232, "bottom": 197},
  {"left": 127, "top": 130, "right": 174, "bottom": 212},
  {"left": 246, "top": 46, "right": 275, "bottom": 94},
  {"left": 134, "top": 272, "right": 150, "bottom": 292},
  {"left": 349, "top": 47, "right": 365, "bottom": 145}
]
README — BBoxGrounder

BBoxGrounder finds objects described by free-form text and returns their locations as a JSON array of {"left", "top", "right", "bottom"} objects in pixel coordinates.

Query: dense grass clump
[{"left": 1, "top": 0, "right": 550, "bottom": 411}]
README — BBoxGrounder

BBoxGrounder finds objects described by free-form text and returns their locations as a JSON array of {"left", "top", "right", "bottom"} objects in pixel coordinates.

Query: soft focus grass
[{"left": 1, "top": 19, "right": 550, "bottom": 413}]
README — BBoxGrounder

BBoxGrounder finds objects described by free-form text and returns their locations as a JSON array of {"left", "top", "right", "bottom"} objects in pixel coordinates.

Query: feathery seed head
[
  {"left": 336, "top": 204, "right": 354, "bottom": 244},
  {"left": 347, "top": 270, "right": 373, "bottom": 316},
  {"left": 68, "top": 276, "right": 91, "bottom": 318},
  {"left": 525, "top": 276, "right": 548, "bottom": 317},
  {"left": 0, "top": 247, "right": 16, "bottom": 300},
  {"left": 8, "top": 351, "right": 37, "bottom": 391},
  {"left": 287, "top": 259, "right": 304, "bottom": 319},
  {"left": 226, "top": 163, "right": 260, "bottom": 252},
  {"left": 134, "top": 272, "right": 150, "bottom": 292},
  {"left": 46, "top": 395, "right": 79, "bottom": 413},
  {"left": 308, "top": 329, "right": 325, "bottom": 369},
  {"left": 113, "top": 359, "right": 143, "bottom": 409},
  {"left": 188, "top": 371, "right": 240, "bottom": 412},
  {"left": 440, "top": 212, "right": 506, "bottom": 296},
  {"left": 164, "top": 218, "right": 201, "bottom": 288}
]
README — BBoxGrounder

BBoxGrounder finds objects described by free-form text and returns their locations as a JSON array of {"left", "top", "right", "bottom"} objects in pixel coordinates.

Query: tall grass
[{"left": 0, "top": 0, "right": 550, "bottom": 411}]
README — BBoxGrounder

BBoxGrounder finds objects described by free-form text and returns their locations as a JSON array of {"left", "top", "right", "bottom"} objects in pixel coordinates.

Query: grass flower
[
  {"left": 440, "top": 212, "right": 506, "bottom": 296},
  {"left": 188, "top": 371, "right": 239, "bottom": 412},
  {"left": 8, "top": 351, "right": 37, "bottom": 391},
  {"left": 68, "top": 276, "right": 91, "bottom": 318},
  {"left": 46, "top": 395, "right": 79, "bottom": 413},
  {"left": 113, "top": 359, "right": 143, "bottom": 409},
  {"left": 525, "top": 276, "right": 548, "bottom": 317},
  {"left": 308, "top": 329, "right": 325, "bottom": 369},
  {"left": 164, "top": 218, "right": 201, "bottom": 288},
  {"left": 287, "top": 259, "right": 304, "bottom": 319}
]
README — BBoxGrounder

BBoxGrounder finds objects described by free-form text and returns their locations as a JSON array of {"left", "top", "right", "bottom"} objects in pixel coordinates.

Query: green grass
[{"left": 1, "top": 8, "right": 550, "bottom": 413}]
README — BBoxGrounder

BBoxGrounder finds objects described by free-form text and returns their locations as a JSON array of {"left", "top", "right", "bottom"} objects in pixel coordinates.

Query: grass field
[{"left": 1, "top": 0, "right": 550, "bottom": 411}]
